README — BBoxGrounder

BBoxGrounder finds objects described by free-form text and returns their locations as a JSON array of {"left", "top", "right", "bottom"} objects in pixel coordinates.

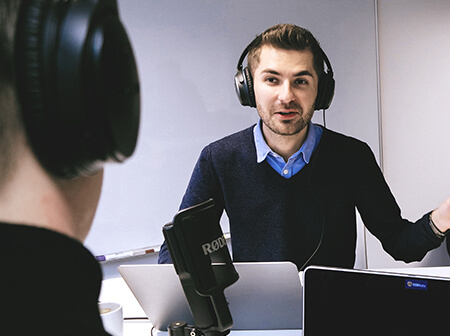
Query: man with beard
[{"left": 158, "top": 24, "right": 450, "bottom": 270}]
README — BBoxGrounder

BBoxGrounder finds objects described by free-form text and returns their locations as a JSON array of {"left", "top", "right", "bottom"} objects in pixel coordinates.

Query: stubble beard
[{"left": 256, "top": 101, "right": 315, "bottom": 137}]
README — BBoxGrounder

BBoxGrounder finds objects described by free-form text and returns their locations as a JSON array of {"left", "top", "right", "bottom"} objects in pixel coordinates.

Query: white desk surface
[
  {"left": 100, "top": 266, "right": 450, "bottom": 336},
  {"left": 122, "top": 320, "right": 301, "bottom": 336}
]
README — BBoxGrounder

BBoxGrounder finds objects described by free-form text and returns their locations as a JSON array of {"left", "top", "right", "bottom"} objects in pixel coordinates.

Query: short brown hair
[{"left": 247, "top": 24, "right": 325, "bottom": 79}]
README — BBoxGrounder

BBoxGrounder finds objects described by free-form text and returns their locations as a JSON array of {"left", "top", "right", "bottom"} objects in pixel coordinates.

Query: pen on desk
[{"left": 95, "top": 247, "right": 155, "bottom": 262}]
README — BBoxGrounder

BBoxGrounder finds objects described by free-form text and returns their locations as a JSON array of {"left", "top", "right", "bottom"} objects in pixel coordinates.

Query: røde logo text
[{"left": 202, "top": 236, "right": 227, "bottom": 255}]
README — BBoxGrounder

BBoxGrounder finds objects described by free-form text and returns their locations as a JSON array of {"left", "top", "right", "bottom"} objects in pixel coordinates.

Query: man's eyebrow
[
  {"left": 294, "top": 70, "right": 314, "bottom": 77},
  {"left": 258, "top": 69, "right": 279, "bottom": 76},
  {"left": 260, "top": 69, "right": 314, "bottom": 77}
]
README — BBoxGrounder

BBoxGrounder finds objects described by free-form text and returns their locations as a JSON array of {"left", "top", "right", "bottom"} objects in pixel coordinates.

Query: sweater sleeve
[
  {"left": 354, "top": 142, "right": 443, "bottom": 263},
  {"left": 158, "top": 145, "right": 225, "bottom": 264},
  {"left": 179, "top": 145, "right": 225, "bottom": 212},
  {"left": 157, "top": 241, "right": 172, "bottom": 264}
]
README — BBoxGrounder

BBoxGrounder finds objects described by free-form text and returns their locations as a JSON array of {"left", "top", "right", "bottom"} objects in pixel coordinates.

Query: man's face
[{"left": 252, "top": 45, "right": 319, "bottom": 138}]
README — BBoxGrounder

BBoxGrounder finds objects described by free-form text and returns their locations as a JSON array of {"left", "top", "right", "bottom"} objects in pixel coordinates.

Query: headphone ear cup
[
  {"left": 234, "top": 66, "right": 256, "bottom": 108},
  {"left": 315, "top": 72, "right": 335, "bottom": 110},
  {"left": 243, "top": 67, "right": 256, "bottom": 108},
  {"left": 79, "top": 0, "right": 140, "bottom": 165},
  {"left": 14, "top": 0, "right": 56, "bottom": 150},
  {"left": 15, "top": 0, "right": 89, "bottom": 175},
  {"left": 15, "top": 0, "right": 140, "bottom": 179}
]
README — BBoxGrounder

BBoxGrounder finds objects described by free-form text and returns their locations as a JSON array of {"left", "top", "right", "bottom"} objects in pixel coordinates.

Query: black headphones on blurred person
[
  {"left": 234, "top": 41, "right": 335, "bottom": 111},
  {"left": 14, "top": 0, "right": 140, "bottom": 179}
]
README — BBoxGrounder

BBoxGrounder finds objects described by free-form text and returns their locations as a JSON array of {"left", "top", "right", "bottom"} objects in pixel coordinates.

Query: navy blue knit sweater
[{"left": 158, "top": 126, "right": 442, "bottom": 269}]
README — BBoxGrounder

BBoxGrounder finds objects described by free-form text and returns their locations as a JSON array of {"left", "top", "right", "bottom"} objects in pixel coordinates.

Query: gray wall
[
  {"left": 365, "top": 0, "right": 450, "bottom": 268},
  {"left": 85, "top": 0, "right": 381, "bottom": 271}
]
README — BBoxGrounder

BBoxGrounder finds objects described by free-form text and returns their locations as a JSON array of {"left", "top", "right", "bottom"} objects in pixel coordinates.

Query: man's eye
[
  {"left": 295, "top": 78, "right": 308, "bottom": 85},
  {"left": 265, "top": 77, "right": 278, "bottom": 84}
]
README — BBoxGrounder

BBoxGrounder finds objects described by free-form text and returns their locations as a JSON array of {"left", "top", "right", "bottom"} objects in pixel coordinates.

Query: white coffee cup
[{"left": 98, "top": 302, "right": 123, "bottom": 336}]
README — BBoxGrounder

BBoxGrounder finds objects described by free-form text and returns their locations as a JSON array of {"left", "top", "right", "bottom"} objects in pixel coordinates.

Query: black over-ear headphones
[
  {"left": 14, "top": 0, "right": 140, "bottom": 179},
  {"left": 234, "top": 43, "right": 335, "bottom": 111}
]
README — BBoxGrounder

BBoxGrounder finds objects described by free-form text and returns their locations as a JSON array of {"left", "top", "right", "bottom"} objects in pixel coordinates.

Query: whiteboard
[{"left": 85, "top": 0, "right": 380, "bottom": 258}]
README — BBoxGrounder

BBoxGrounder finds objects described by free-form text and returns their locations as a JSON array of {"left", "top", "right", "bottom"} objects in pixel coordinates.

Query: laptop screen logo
[{"left": 405, "top": 279, "right": 428, "bottom": 291}]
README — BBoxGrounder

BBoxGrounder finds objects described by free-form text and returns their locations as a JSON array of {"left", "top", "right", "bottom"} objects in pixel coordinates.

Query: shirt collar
[
  {"left": 253, "top": 120, "right": 272, "bottom": 163},
  {"left": 253, "top": 120, "right": 319, "bottom": 164}
]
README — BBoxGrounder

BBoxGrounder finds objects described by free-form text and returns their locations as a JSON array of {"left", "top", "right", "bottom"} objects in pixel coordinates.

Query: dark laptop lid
[{"left": 303, "top": 266, "right": 450, "bottom": 336}]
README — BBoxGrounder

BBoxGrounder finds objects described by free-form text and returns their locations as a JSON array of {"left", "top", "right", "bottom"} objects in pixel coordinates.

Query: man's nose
[{"left": 278, "top": 82, "right": 295, "bottom": 103}]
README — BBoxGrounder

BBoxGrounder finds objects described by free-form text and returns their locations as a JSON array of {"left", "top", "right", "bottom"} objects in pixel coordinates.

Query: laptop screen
[{"left": 303, "top": 266, "right": 450, "bottom": 336}]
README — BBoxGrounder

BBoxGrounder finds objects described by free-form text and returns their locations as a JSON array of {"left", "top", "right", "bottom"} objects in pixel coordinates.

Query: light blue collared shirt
[{"left": 253, "top": 120, "right": 323, "bottom": 179}]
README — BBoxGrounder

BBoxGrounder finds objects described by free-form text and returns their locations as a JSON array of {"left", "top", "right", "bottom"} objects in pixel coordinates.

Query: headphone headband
[{"left": 236, "top": 44, "right": 251, "bottom": 72}]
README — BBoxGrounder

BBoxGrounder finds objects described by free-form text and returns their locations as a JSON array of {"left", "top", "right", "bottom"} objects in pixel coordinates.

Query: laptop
[
  {"left": 118, "top": 262, "right": 302, "bottom": 331},
  {"left": 302, "top": 266, "right": 450, "bottom": 335}
]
